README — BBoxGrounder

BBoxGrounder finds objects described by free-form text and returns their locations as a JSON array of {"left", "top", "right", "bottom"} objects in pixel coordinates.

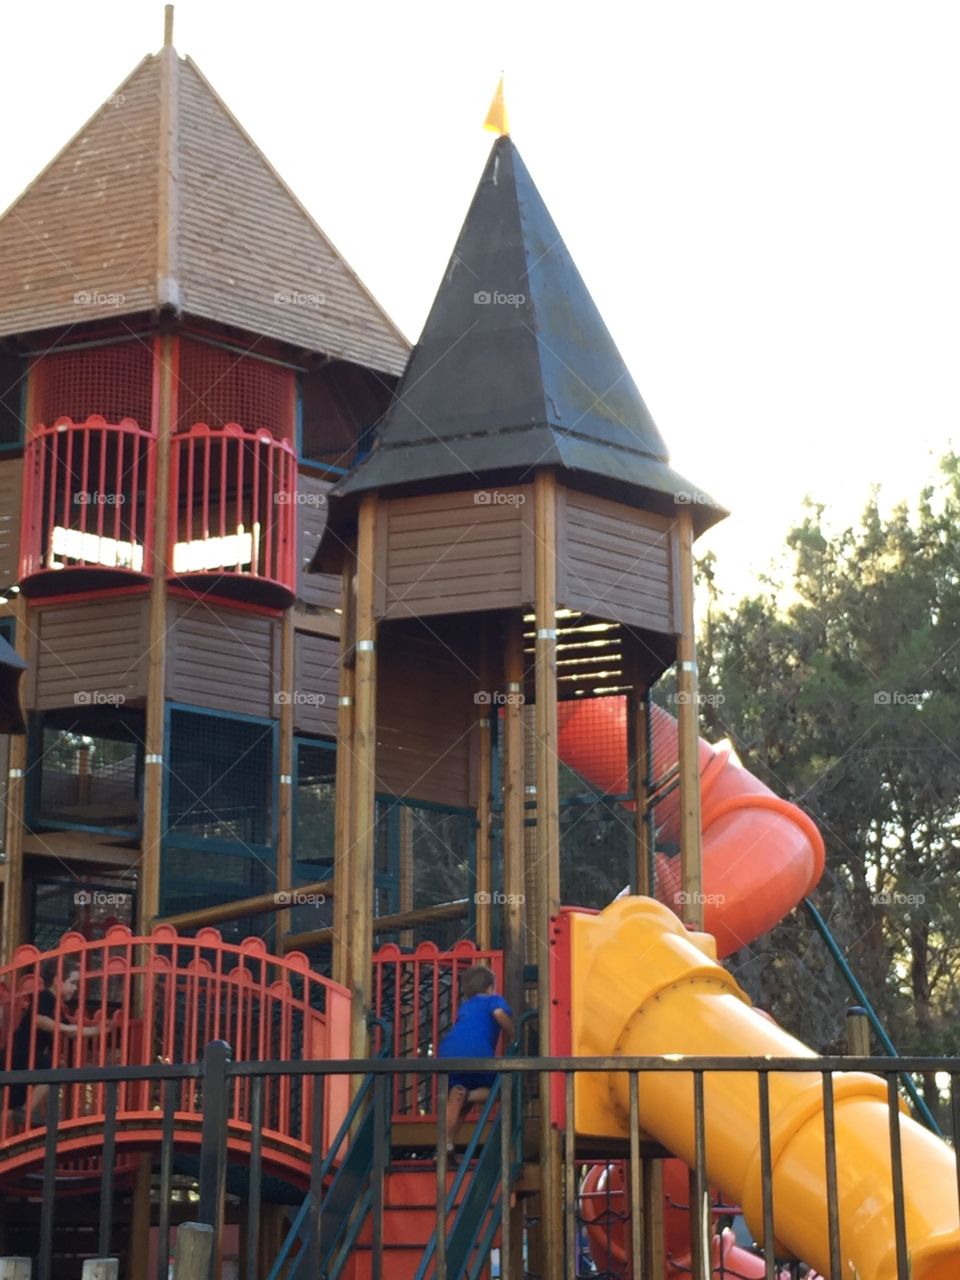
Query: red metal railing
[
  {"left": 19, "top": 416, "right": 156, "bottom": 594},
  {"left": 168, "top": 422, "right": 297, "bottom": 607},
  {"left": 373, "top": 940, "right": 505, "bottom": 1122},
  {"left": 0, "top": 926, "right": 350, "bottom": 1190}
]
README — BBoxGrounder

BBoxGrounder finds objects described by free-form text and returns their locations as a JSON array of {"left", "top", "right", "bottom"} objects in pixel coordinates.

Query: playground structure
[{"left": 0, "top": 9, "right": 958, "bottom": 1279}]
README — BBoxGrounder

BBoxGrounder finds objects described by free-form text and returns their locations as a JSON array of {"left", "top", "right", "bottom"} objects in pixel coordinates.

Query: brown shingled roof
[{"left": 0, "top": 43, "right": 408, "bottom": 375}]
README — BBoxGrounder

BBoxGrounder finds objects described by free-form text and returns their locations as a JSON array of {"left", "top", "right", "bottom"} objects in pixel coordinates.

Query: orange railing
[
  {"left": 0, "top": 926, "right": 350, "bottom": 1190},
  {"left": 373, "top": 940, "right": 505, "bottom": 1122},
  {"left": 19, "top": 415, "right": 156, "bottom": 595}
]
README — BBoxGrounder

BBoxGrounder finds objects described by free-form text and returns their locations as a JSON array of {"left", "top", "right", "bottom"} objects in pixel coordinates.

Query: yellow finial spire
[
  {"left": 483, "top": 76, "right": 510, "bottom": 137},
  {"left": 164, "top": 4, "right": 175, "bottom": 47}
]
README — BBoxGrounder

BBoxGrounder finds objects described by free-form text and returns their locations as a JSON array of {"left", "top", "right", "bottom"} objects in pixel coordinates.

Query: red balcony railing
[
  {"left": 0, "top": 926, "right": 351, "bottom": 1192},
  {"left": 169, "top": 422, "right": 297, "bottom": 608},
  {"left": 19, "top": 416, "right": 155, "bottom": 596}
]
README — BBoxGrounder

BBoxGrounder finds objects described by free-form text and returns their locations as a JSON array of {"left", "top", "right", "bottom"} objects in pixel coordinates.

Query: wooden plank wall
[
  {"left": 557, "top": 487, "right": 678, "bottom": 633},
  {"left": 375, "top": 623, "right": 475, "bottom": 808},
  {"left": 0, "top": 456, "right": 22, "bottom": 593},
  {"left": 293, "top": 631, "right": 339, "bottom": 737},
  {"left": 29, "top": 595, "right": 150, "bottom": 709},
  {"left": 165, "top": 597, "right": 279, "bottom": 718},
  {"left": 375, "top": 488, "right": 533, "bottom": 620},
  {"left": 297, "top": 473, "right": 340, "bottom": 610}
]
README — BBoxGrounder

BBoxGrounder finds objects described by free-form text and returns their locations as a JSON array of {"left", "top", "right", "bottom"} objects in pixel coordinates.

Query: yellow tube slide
[{"left": 571, "top": 897, "right": 960, "bottom": 1280}]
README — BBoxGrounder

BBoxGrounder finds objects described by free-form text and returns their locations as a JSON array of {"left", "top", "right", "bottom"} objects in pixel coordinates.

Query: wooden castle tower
[
  {"left": 0, "top": 9, "right": 407, "bottom": 963},
  {"left": 314, "top": 125, "right": 726, "bottom": 1273}
]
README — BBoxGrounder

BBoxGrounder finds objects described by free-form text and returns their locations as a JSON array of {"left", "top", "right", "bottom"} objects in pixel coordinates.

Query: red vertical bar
[
  {"left": 263, "top": 442, "right": 274, "bottom": 585},
  {"left": 61, "top": 425, "right": 74, "bottom": 549},
  {"left": 185, "top": 434, "right": 194, "bottom": 546},
  {"left": 129, "top": 428, "right": 140, "bottom": 567},
  {"left": 251, "top": 434, "right": 261, "bottom": 577},
  {"left": 96, "top": 420, "right": 107, "bottom": 545},
  {"left": 114, "top": 425, "right": 123, "bottom": 546},
  {"left": 219, "top": 432, "right": 227, "bottom": 551},
  {"left": 235, "top": 432, "right": 245, "bottom": 573},
  {"left": 202, "top": 434, "right": 211, "bottom": 542}
]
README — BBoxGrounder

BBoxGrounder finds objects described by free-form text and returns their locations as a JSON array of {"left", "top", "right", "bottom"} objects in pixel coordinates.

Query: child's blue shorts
[{"left": 448, "top": 1070, "right": 496, "bottom": 1092}]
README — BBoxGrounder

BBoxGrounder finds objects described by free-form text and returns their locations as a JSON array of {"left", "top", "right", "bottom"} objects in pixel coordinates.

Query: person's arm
[
  {"left": 34, "top": 1015, "right": 99, "bottom": 1037},
  {"left": 493, "top": 1007, "right": 514, "bottom": 1044}
]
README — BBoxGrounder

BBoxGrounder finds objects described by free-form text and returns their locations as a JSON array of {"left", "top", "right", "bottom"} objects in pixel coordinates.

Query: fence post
[
  {"left": 846, "top": 1006, "right": 871, "bottom": 1056},
  {"left": 0, "top": 1262, "right": 32, "bottom": 1280},
  {"left": 172, "top": 1224, "right": 215, "bottom": 1280},
  {"left": 197, "top": 1040, "right": 232, "bottom": 1275},
  {"left": 81, "top": 1263, "right": 119, "bottom": 1280}
]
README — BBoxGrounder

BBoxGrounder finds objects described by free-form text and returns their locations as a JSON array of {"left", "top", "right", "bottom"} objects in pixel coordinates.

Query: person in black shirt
[{"left": 8, "top": 958, "right": 99, "bottom": 1126}]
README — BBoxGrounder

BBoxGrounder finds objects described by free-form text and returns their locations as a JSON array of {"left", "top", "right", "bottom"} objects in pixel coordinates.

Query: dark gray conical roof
[{"left": 315, "top": 136, "right": 725, "bottom": 564}]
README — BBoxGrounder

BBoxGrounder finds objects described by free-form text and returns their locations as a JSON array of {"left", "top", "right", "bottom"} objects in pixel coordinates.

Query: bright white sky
[{"left": 2, "top": 0, "right": 959, "bottom": 602}]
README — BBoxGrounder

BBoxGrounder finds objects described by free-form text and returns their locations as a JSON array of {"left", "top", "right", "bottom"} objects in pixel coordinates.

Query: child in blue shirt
[{"left": 437, "top": 964, "right": 514, "bottom": 1161}]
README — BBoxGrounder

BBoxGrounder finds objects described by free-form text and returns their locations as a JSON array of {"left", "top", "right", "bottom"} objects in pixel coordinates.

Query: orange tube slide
[{"left": 556, "top": 698, "right": 825, "bottom": 955}]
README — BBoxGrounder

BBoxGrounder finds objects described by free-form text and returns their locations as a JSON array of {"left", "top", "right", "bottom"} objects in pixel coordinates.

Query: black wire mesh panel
[
  {"left": 0, "top": 349, "right": 23, "bottom": 445},
  {"left": 166, "top": 708, "right": 273, "bottom": 844},
  {"left": 290, "top": 738, "right": 335, "bottom": 936},
  {"left": 30, "top": 709, "right": 144, "bottom": 834},
  {"left": 161, "top": 708, "right": 275, "bottom": 941}
]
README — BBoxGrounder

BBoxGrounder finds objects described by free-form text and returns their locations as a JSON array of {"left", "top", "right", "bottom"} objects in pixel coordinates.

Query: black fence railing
[{"left": 1, "top": 1048, "right": 959, "bottom": 1280}]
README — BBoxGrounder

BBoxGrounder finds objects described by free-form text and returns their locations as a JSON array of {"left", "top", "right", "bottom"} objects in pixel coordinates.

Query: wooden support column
[
  {"left": 533, "top": 470, "right": 563, "bottom": 1279},
  {"left": 347, "top": 494, "right": 378, "bottom": 1058},
  {"left": 128, "top": 1154, "right": 153, "bottom": 1280},
  {"left": 641, "top": 1158, "right": 666, "bottom": 1280},
  {"left": 332, "top": 547, "right": 356, "bottom": 989},
  {"left": 474, "top": 621, "right": 493, "bottom": 950},
  {"left": 676, "top": 507, "right": 704, "bottom": 930},
  {"left": 275, "top": 611, "right": 295, "bottom": 943},
  {"left": 502, "top": 614, "right": 526, "bottom": 1023},
  {"left": 139, "top": 334, "right": 176, "bottom": 933},
  {"left": 626, "top": 641, "right": 653, "bottom": 897},
  {"left": 1, "top": 597, "right": 28, "bottom": 963}
]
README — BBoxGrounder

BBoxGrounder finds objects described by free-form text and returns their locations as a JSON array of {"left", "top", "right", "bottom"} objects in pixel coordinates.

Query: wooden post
[
  {"left": 626, "top": 641, "right": 652, "bottom": 897},
  {"left": 347, "top": 493, "right": 378, "bottom": 1058},
  {"left": 1, "top": 594, "right": 28, "bottom": 962},
  {"left": 81, "top": 1262, "right": 119, "bottom": 1280},
  {"left": 276, "top": 610, "right": 295, "bottom": 944},
  {"left": 332, "top": 546, "right": 356, "bottom": 988},
  {"left": 641, "top": 1158, "right": 666, "bottom": 1280},
  {"left": 0, "top": 1261, "right": 32, "bottom": 1280},
  {"left": 502, "top": 614, "right": 526, "bottom": 1023},
  {"left": 675, "top": 507, "right": 704, "bottom": 930},
  {"left": 172, "top": 1223, "right": 214, "bottom": 1280},
  {"left": 533, "top": 470, "right": 563, "bottom": 1280},
  {"left": 474, "top": 620, "right": 493, "bottom": 950},
  {"left": 846, "top": 1006, "right": 871, "bottom": 1056},
  {"left": 139, "top": 333, "right": 177, "bottom": 933},
  {"left": 1, "top": 358, "right": 35, "bottom": 962},
  {"left": 127, "top": 1154, "right": 153, "bottom": 1280}
]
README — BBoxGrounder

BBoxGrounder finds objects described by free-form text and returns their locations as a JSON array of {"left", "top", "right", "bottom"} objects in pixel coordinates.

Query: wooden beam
[
  {"left": 1, "top": 359, "right": 36, "bottom": 962},
  {"left": 139, "top": 334, "right": 177, "bottom": 933},
  {"left": 676, "top": 507, "right": 704, "bottom": 929},
  {"left": 1, "top": 593, "right": 28, "bottom": 962},
  {"left": 347, "top": 493, "right": 378, "bottom": 1058},
  {"left": 332, "top": 546, "right": 356, "bottom": 989},
  {"left": 533, "top": 470, "right": 563, "bottom": 1280},
  {"left": 283, "top": 899, "right": 468, "bottom": 953},
  {"left": 626, "top": 640, "right": 653, "bottom": 896},
  {"left": 128, "top": 1155, "right": 152, "bottom": 1280},
  {"left": 155, "top": 879, "right": 332, "bottom": 932},
  {"left": 275, "top": 609, "right": 295, "bottom": 944},
  {"left": 474, "top": 619, "right": 493, "bottom": 950},
  {"left": 502, "top": 613, "right": 526, "bottom": 1021}
]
